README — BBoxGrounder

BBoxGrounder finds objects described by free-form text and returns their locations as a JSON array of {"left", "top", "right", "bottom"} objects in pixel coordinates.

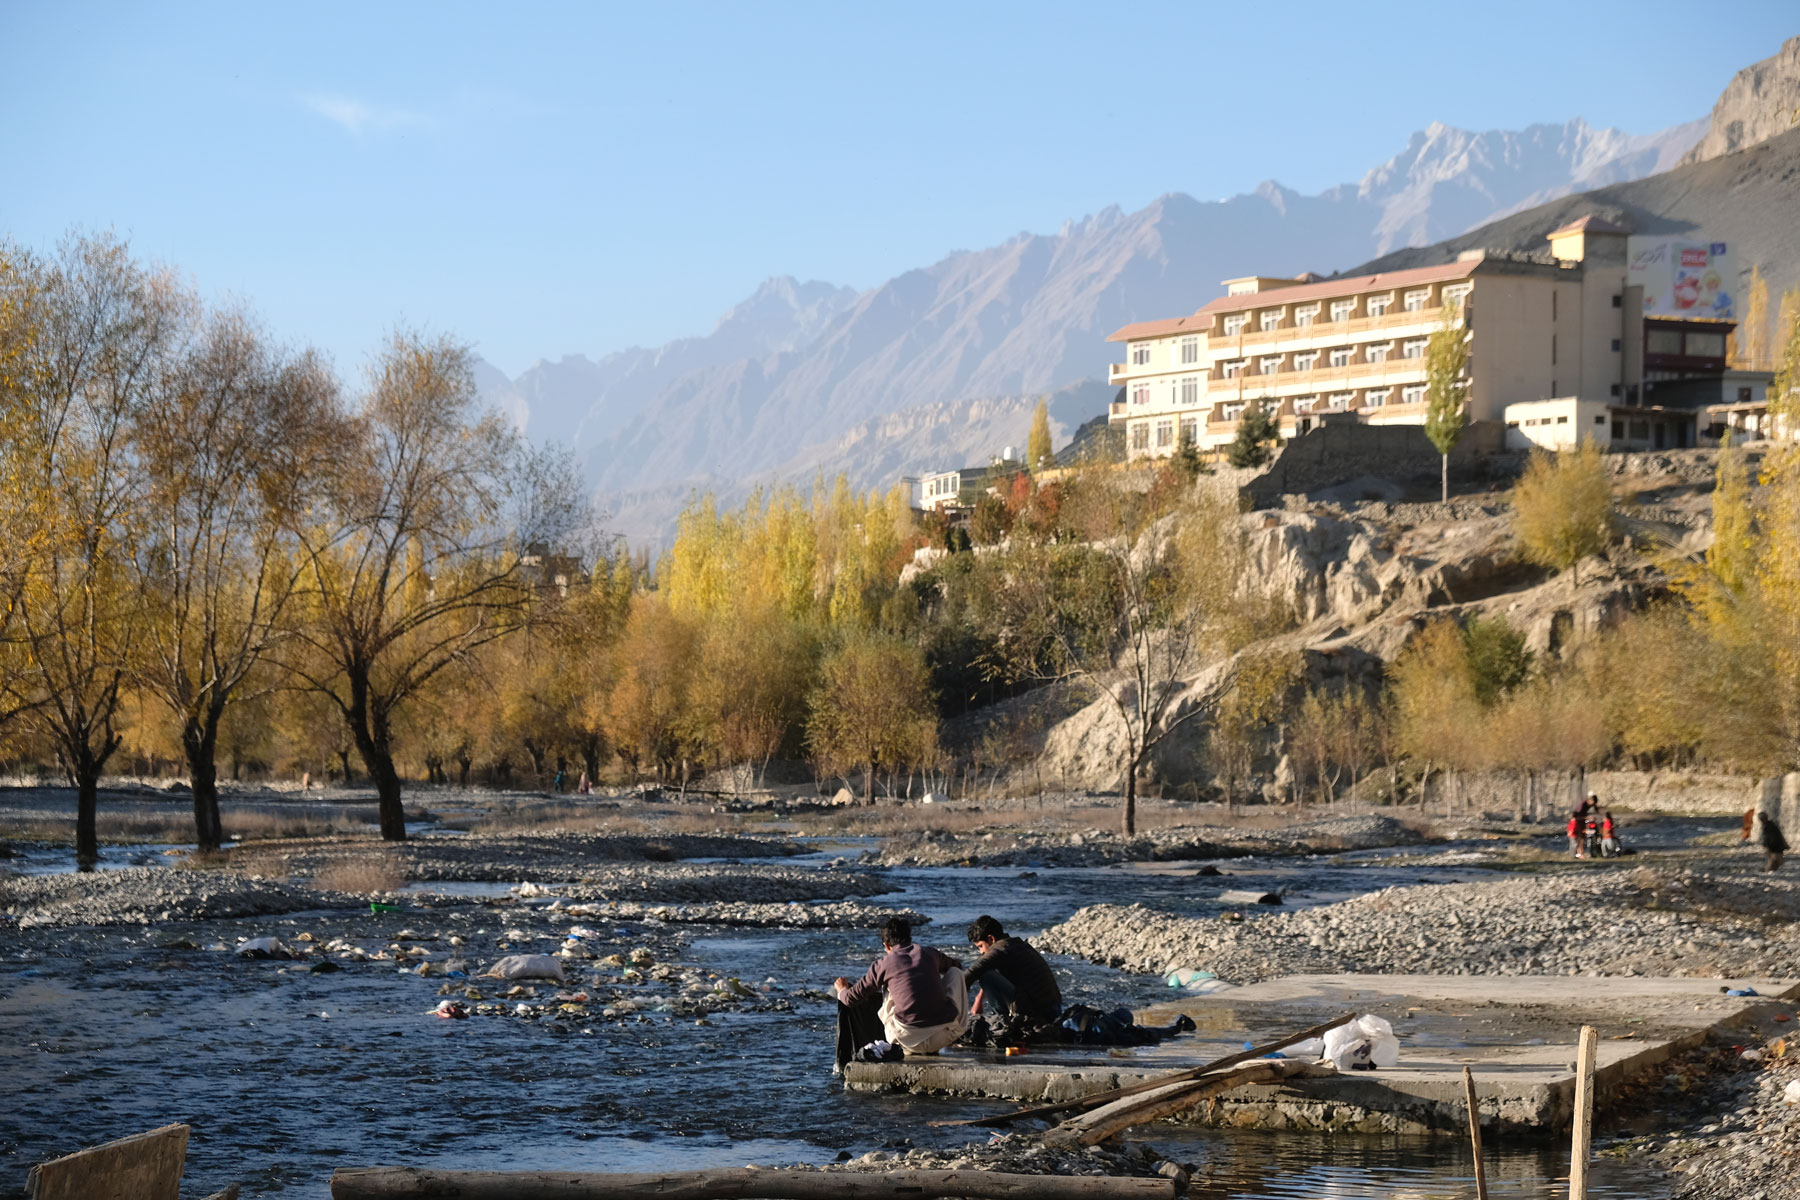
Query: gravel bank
[
  {"left": 1652, "top": 1029, "right": 1800, "bottom": 1199},
  {"left": 873, "top": 814, "right": 1428, "bottom": 867},
  {"left": 814, "top": 1132, "right": 1179, "bottom": 1185},
  {"left": 537, "top": 898, "right": 926, "bottom": 929},
  {"left": 226, "top": 830, "right": 802, "bottom": 882},
  {"left": 1039, "top": 861, "right": 1800, "bottom": 982},
  {"left": 1, "top": 861, "right": 895, "bottom": 930},
  {"left": 526, "top": 862, "right": 889, "bottom": 904}
]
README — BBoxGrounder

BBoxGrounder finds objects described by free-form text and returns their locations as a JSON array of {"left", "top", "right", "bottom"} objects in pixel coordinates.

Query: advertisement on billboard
[{"left": 1628, "top": 237, "right": 1736, "bottom": 320}]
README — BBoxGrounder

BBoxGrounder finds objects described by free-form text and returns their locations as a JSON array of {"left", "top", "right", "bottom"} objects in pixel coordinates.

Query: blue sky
[{"left": 2, "top": 2, "right": 1792, "bottom": 378}]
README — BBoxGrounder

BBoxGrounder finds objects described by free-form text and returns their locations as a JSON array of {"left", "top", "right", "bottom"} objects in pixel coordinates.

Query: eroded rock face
[
  {"left": 1680, "top": 36, "right": 1800, "bottom": 166},
  {"left": 1031, "top": 504, "right": 1655, "bottom": 794}
]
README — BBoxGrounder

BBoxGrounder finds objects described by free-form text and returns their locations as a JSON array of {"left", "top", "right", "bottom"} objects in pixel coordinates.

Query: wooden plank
[
  {"left": 25, "top": 1124, "right": 189, "bottom": 1200},
  {"left": 932, "top": 1010, "right": 1355, "bottom": 1128},
  {"left": 1464, "top": 1065, "right": 1489, "bottom": 1200},
  {"left": 1044, "top": 1060, "right": 1333, "bottom": 1147},
  {"left": 1569, "top": 1025, "right": 1598, "bottom": 1200},
  {"left": 329, "top": 1166, "right": 1174, "bottom": 1199}
]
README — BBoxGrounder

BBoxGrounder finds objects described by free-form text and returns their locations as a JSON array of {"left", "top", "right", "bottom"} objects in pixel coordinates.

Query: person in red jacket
[{"left": 1568, "top": 812, "right": 1583, "bottom": 858}]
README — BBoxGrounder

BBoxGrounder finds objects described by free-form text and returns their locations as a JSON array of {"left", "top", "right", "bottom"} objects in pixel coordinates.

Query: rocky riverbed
[
  {"left": 0, "top": 858, "right": 900, "bottom": 930},
  {"left": 1039, "top": 858, "right": 1800, "bottom": 981},
  {"left": 872, "top": 813, "right": 1429, "bottom": 867},
  {"left": 1650, "top": 1027, "right": 1800, "bottom": 1200},
  {"left": 227, "top": 829, "right": 802, "bottom": 881}
]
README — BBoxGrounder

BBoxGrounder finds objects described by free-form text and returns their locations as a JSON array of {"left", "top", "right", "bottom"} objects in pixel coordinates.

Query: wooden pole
[
  {"left": 1044, "top": 1060, "right": 1334, "bottom": 1148},
  {"left": 1463, "top": 1065, "right": 1488, "bottom": 1200},
  {"left": 1569, "top": 1024, "right": 1598, "bottom": 1200},
  {"left": 329, "top": 1166, "right": 1174, "bottom": 1200},
  {"left": 932, "top": 1011, "right": 1356, "bottom": 1128}
]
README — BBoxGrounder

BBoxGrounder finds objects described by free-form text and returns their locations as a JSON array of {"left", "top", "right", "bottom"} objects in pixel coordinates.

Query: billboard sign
[{"left": 1628, "top": 237, "right": 1736, "bottom": 319}]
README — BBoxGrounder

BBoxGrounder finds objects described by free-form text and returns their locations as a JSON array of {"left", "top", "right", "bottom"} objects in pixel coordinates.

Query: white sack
[
  {"left": 482, "top": 953, "right": 566, "bottom": 981},
  {"left": 1323, "top": 1014, "right": 1399, "bottom": 1070}
]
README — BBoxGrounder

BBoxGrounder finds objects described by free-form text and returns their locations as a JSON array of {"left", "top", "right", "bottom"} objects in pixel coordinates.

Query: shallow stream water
[{"left": 0, "top": 836, "right": 1678, "bottom": 1198}]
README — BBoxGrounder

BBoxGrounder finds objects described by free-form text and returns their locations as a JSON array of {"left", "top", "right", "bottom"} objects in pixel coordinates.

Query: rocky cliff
[{"left": 1680, "top": 35, "right": 1800, "bottom": 166}]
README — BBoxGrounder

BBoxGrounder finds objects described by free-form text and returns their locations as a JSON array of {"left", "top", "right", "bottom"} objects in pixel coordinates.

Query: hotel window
[
  {"left": 1294, "top": 305, "right": 1318, "bottom": 327},
  {"left": 1364, "top": 388, "right": 1390, "bottom": 408},
  {"left": 1328, "top": 347, "right": 1353, "bottom": 367},
  {"left": 1222, "top": 403, "right": 1244, "bottom": 422},
  {"left": 1132, "top": 384, "right": 1150, "bottom": 405},
  {"left": 1329, "top": 391, "right": 1355, "bottom": 410},
  {"left": 1180, "top": 377, "right": 1199, "bottom": 405},
  {"left": 1259, "top": 310, "right": 1283, "bottom": 332},
  {"left": 1687, "top": 331, "right": 1726, "bottom": 357},
  {"left": 1646, "top": 329, "right": 1681, "bottom": 355},
  {"left": 1131, "top": 423, "right": 1150, "bottom": 451},
  {"left": 1294, "top": 396, "right": 1316, "bottom": 413},
  {"left": 1325, "top": 393, "right": 1347, "bottom": 411},
  {"left": 1156, "top": 420, "right": 1174, "bottom": 448},
  {"left": 1131, "top": 343, "right": 1152, "bottom": 365},
  {"left": 1222, "top": 360, "right": 1245, "bottom": 379},
  {"left": 1180, "top": 336, "right": 1200, "bottom": 364},
  {"left": 1401, "top": 339, "right": 1428, "bottom": 359},
  {"left": 1292, "top": 351, "right": 1318, "bottom": 371},
  {"left": 1179, "top": 417, "right": 1198, "bottom": 444},
  {"left": 1366, "top": 295, "right": 1392, "bottom": 317},
  {"left": 1366, "top": 342, "right": 1391, "bottom": 363},
  {"left": 1330, "top": 300, "right": 1356, "bottom": 322},
  {"left": 1443, "top": 284, "right": 1470, "bottom": 307},
  {"left": 1223, "top": 314, "right": 1249, "bottom": 336},
  {"left": 1259, "top": 355, "right": 1283, "bottom": 375},
  {"left": 1404, "top": 289, "right": 1431, "bottom": 312},
  {"left": 1401, "top": 384, "right": 1427, "bottom": 405}
]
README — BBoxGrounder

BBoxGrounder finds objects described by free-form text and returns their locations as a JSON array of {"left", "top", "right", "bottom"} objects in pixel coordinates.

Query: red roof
[
  {"left": 1107, "top": 259, "right": 1482, "bottom": 341},
  {"left": 1106, "top": 313, "right": 1213, "bottom": 342},
  {"left": 1192, "top": 260, "right": 1479, "bottom": 318}
]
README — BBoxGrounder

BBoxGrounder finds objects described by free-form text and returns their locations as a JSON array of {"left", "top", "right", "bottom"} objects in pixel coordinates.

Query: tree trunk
[
  {"left": 347, "top": 677, "right": 407, "bottom": 841},
  {"left": 75, "top": 755, "right": 101, "bottom": 870},
  {"left": 458, "top": 754, "right": 472, "bottom": 788},
  {"left": 183, "top": 712, "right": 226, "bottom": 853},
  {"left": 338, "top": 749, "right": 353, "bottom": 783},
  {"left": 1441, "top": 452, "right": 1449, "bottom": 503},
  {"left": 1122, "top": 752, "right": 1138, "bottom": 836}
]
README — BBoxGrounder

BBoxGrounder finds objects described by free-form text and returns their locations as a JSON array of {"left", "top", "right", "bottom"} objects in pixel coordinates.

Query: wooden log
[
  {"left": 933, "top": 1010, "right": 1356, "bottom": 1128},
  {"left": 25, "top": 1124, "right": 189, "bottom": 1200},
  {"left": 1044, "top": 1060, "right": 1334, "bottom": 1147},
  {"left": 329, "top": 1166, "right": 1175, "bottom": 1200},
  {"left": 1463, "top": 1065, "right": 1488, "bottom": 1200},
  {"left": 1569, "top": 1025, "right": 1598, "bottom": 1200},
  {"left": 1218, "top": 890, "right": 1281, "bottom": 905}
]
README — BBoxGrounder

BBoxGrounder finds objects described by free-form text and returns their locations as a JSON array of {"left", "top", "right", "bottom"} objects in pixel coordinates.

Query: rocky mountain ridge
[
  {"left": 476, "top": 114, "right": 1707, "bottom": 544},
  {"left": 1680, "top": 34, "right": 1800, "bottom": 166}
]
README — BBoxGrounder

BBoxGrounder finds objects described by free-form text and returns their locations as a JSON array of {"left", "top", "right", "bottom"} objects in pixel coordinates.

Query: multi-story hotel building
[{"left": 1104, "top": 217, "right": 1732, "bottom": 458}]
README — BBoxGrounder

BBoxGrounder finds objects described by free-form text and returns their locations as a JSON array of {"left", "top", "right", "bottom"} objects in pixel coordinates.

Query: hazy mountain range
[{"left": 473, "top": 48, "right": 1800, "bottom": 545}]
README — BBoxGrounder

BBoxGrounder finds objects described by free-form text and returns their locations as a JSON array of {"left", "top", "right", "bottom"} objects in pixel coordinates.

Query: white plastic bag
[
  {"left": 236, "top": 936, "right": 292, "bottom": 959},
  {"left": 481, "top": 953, "right": 566, "bottom": 981},
  {"left": 1323, "top": 1014, "right": 1399, "bottom": 1070}
]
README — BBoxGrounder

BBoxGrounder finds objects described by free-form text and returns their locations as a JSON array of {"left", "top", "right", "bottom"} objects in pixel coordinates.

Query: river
[{"left": 0, "top": 836, "right": 1676, "bottom": 1198}]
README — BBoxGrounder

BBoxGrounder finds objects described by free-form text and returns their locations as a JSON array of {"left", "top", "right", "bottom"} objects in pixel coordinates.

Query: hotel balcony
[
  {"left": 1211, "top": 305, "right": 1450, "bottom": 353},
  {"left": 1109, "top": 363, "right": 1131, "bottom": 384},
  {"left": 1210, "top": 357, "right": 1429, "bottom": 394}
]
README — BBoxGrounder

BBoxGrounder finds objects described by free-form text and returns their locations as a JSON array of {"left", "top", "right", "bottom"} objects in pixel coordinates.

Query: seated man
[
  {"left": 963, "top": 915, "right": 1062, "bottom": 1025},
  {"left": 833, "top": 917, "right": 968, "bottom": 1066}
]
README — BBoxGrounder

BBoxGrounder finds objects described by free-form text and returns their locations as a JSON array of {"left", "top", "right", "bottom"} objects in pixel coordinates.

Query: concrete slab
[{"left": 843, "top": 974, "right": 1800, "bottom": 1135}]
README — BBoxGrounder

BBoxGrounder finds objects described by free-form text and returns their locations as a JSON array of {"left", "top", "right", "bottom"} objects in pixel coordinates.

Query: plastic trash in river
[
  {"left": 481, "top": 954, "right": 567, "bottom": 982},
  {"left": 432, "top": 1000, "right": 469, "bottom": 1019},
  {"left": 1323, "top": 1014, "right": 1400, "bottom": 1071},
  {"left": 1723, "top": 987, "right": 1760, "bottom": 997},
  {"left": 236, "top": 936, "right": 293, "bottom": 959},
  {"left": 370, "top": 902, "right": 400, "bottom": 914}
]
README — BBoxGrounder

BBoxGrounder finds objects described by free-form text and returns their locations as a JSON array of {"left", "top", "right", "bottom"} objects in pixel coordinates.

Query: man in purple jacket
[{"left": 833, "top": 917, "right": 968, "bottom": 1066}]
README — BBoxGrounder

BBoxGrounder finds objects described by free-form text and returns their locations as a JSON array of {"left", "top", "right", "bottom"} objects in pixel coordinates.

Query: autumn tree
[
  {"left": 1208, "top": 649, "right": 1301, "bottom": 806},
  {"left": 1511, "top": 442, "right": 1614, "bottom": 579},
  {"left": 1027, "top": 398, "right": 1056, "bottom": 474},
  {"left": 1423, "top": 299, "right": 1469, "bottom": 501},
  {"left": 284, "top": 332, "right": 586, "bottom": 839},
  {"left": 132, "top": 307, "right": 344, "bottom": 849},
  {"left": 984, "top": 473, "right": 1266, "bottom": 833},
  {"left": 0, "top": 235, "right": 177, "bottom": 865},
  {"left": 596, "top": 595, "right": 699, "bottom": 785},
  {"left": 807, "top": 631, "right": 937, "bottom": 801},
  {"left": 1736, "top": 264, "right": 1770, "bottom": 370}
]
